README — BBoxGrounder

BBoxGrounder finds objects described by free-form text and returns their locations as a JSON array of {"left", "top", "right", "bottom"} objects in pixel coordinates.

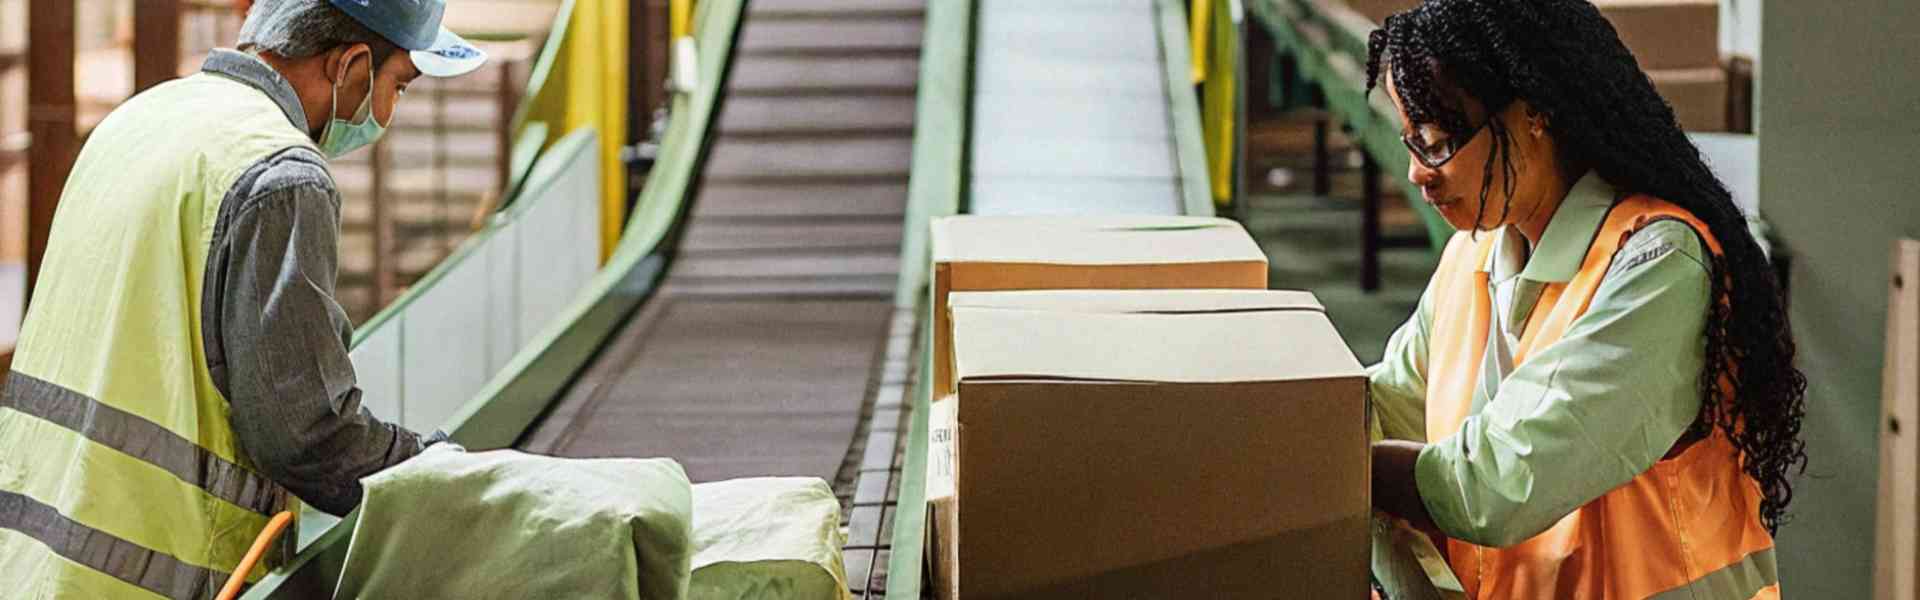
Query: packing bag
[
  {"left": 1371, "top": 512, "right": 1466, "bottom": 600},
  {"left": 333, "top": 445, "right": 694, "bottom": 600},
  {"left": 688, "top": 477, "right": 851, "bottom": 600}
]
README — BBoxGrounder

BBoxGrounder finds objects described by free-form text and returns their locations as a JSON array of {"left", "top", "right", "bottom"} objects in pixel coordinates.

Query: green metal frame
[
  {"left": 239, "top": 0, "right": 745, "bottom": 596},
  {"left": 884, "top": 0, "right": 974, "bottom": 595},
  {"left": 1245, "top": 0, "right": 1454, "bottom": 249},
  {"left": 491, "top": 0, "right": 578, "bottom": 214},
  {"left": 1159, "top": 0, "right": 1219, "bottom": 219},
  {"left": 342, "top": 129, "right": 594, "bottom": 348}
]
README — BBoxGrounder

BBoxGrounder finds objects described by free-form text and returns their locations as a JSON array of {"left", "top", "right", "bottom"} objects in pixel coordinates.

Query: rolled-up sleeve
[
  {"left": 1413, "top": 220, "right": 1711, "bottom": 547},
  {"left": 212, "top": 153, "right": 425, "bottom": 516}
]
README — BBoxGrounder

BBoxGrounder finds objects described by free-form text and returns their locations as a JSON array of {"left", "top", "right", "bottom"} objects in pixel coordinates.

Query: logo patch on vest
[{"left": 1613, "top": 240, "right": 1676, "bottom": 274}]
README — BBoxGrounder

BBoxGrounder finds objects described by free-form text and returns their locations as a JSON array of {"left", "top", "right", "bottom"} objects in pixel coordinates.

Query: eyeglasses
[{"left": 1401, "top": 117, "right": 1492, "bottom": 169}]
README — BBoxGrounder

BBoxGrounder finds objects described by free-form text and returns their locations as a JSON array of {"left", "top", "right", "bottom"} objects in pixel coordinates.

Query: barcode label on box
[{"left": 928, "top": 397, "right": 958, "bottom": 500}]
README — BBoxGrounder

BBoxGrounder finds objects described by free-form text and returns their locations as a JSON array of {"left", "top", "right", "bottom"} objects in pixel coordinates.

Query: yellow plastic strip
[
  {"left": 599, "top": 0, "right": 629, "bottom": 261},
  {"left": 1189, "top": 0, "right": 1212, "bottom": 84},
  {"left": 672, "top": 0, "right": 694, "bottom": 40}
]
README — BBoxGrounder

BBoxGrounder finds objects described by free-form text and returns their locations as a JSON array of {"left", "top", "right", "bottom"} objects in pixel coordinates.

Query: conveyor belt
[
  {"left": 516, "top": 0, "right": 921, "bottom": 510},
  {"left": 969, "top": 0, "right": 1199, "bottom": 216}
]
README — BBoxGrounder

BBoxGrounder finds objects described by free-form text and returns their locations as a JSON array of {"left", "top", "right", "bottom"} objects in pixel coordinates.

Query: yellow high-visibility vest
[{"left": 0, "top": 71, "right": 312, "bottom": 599}]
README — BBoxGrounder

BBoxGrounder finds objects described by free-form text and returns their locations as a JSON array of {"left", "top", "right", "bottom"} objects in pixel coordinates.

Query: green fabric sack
[
  {"left": 333, "top": 446, "right": 694, "bottom": 600},
  {"left": 688, "top": 477, "right": 850, "bottom": 600}
]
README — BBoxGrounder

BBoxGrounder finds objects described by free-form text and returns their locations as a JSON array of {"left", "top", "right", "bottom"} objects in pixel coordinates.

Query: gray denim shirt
[{"left": 199, "top": 50, "right": 427, "bottom": 516}]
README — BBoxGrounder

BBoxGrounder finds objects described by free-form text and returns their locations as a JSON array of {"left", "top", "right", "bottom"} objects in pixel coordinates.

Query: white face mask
[{"left": 317, "top": 53, "right": 388, "bottom": 158}]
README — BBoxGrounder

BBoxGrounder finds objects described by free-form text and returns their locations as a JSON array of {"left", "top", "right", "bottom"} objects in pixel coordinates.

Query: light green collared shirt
[{"left": 1368, "top": 173, "right": 1712, "bottom": 547}]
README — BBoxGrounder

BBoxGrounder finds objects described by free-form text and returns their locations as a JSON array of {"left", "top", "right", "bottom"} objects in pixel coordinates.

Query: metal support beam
[
  {"left": 26, "top": 0, "right": 76, "bottom": 305},
  {"left": 133, "top": 0, "right": 183, "bottom": 95},
  {"left": 1312, "top": 113, "right": 1330, "bottom": 197},
  {"left": 497, "top": 60, "right": 516, "bottom": 198},
  {"left": 629, "top": 0, "right": 649, "bottom": 144},
  {"left": 1361, "top": 149, "right": 1381, "bottom": 292},
  {"left": 625, "top": 0, "right": 651, "bottom": 214},
  {"left": 1278, "top": 53, "right": 1298, "bottom": 111},
  {"left": 643, "top": 0, "right": 672, "bottom": 117}
]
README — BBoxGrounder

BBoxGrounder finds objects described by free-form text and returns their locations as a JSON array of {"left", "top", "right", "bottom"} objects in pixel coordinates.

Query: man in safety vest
[{"left": 0, "top": 1, "right": 486, "bottom": 597}]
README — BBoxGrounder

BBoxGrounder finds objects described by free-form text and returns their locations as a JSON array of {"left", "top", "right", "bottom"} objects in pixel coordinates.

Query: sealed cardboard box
[
  {"left": 1651, "top": 66, "right": 1729, "bottom": 132},
  {"left": 929, "top": 215, "right": 1268, "bottom": 398},
  {"left": 1345, "top": 0, "right": 1419, "bottom": 23},
  {"left": 1347, "top": 0, "right": 1718, "bottom": 71},
  {"left": 932, "top": 290, "right": 1369, "bottom": 599}
]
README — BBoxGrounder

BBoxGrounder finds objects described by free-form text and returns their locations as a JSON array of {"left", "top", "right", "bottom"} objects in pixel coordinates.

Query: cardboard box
[
  {"left": 932, "top": 290, "right": 1370, "bottom": 599},
  {"left": 1651, "top": 66, "right": 1729, "bottom": 132},
  {"left": 1345, "top": 0, "right": 1419, "bottom": 24},
  {"left": 929, "top": 215, "right": 1268, "bottom": 398},
  {"left": 1593, "top": 0, "right": 1720, "bottom": 71},
  {"left": 928, "top": 396, "right": 961, "bottom": 600},
  {"left": 1346, "top": 0, "right": 1719, "bottom": 70}
]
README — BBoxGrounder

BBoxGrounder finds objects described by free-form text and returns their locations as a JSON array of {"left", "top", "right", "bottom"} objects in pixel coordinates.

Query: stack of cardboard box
[
  {"left": 1343, "top": 0, "right": 1729, "bottom": 131},
  {"left": 925, "top": 216, "right": 1371, "bottom": 598},
  {"left": 1596, "top": 0, "right": 1727, "bottom": 132}
]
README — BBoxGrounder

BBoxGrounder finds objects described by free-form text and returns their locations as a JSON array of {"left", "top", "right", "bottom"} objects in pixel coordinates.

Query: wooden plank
[
  {"left": 133, "top": 0, "right": 183, "bottom": 95},
  {"left": 1876, "top": 239, "right": 1920, "bottom": 600}
]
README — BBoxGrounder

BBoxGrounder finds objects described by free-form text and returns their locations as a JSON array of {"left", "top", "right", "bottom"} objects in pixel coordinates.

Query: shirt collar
[
  {"left": 1478, "top": 171, "right": 1617, "bottom": 283},
  {"left": 201, "top": 49, "right": 310, "bottom": 135}
]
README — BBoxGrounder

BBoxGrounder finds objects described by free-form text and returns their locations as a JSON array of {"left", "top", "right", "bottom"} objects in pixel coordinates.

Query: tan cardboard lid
[
  {"left": 931, "top": 215, "right": 1266, "bottom": 266},
  {"left": 948, "top": 289, "right": 1322, "bottom": 314},
  {"left": 951, "top": 293, "right": 1364, "bottom": 384}
]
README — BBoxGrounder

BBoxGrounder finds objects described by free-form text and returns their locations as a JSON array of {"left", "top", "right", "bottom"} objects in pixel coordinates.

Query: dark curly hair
[{"left": 1364, "top": 0, "right": 1808, "bottom": 532}]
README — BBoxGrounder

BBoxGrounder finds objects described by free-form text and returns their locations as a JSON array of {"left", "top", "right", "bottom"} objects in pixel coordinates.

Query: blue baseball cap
[{"left": 328, "top": 0, "right": 487, "bottom": 77}]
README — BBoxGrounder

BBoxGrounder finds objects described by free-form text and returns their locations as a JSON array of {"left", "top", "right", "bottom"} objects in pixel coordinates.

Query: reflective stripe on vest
[
  {"left": 0, "top": 70, "right": 314, "bottom": 599},
  {"left": 1423, "top": 196, "right": 1779, "bottom": 599}
]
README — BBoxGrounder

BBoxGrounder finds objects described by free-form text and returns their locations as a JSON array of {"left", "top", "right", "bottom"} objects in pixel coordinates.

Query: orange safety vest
[{"left": 1424, "top": 195, "right": 1781, "bottom": 599}]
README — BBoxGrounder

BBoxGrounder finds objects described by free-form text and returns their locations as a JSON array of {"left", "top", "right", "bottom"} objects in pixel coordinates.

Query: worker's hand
[
  {"left": 1372, "top": 440, "right": 1439, "bottom": 534},
  {"left": 423, "top": 429, "right": 466, "bottom": 453}
]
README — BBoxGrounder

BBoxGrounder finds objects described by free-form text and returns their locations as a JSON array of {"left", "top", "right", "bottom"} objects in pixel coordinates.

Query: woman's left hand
[{"left": 1373, "top": 440, "right": 1441, "bottom": 535}]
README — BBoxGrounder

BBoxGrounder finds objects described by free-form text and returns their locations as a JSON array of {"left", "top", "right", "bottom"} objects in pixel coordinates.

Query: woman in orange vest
[{"left": 1361, "top": 1, "right": 1806, "bottom": 598}]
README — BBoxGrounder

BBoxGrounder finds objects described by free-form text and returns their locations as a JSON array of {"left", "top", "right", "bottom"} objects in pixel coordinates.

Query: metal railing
[{"left": 339, "top": 56, "right": 529, "bottom": 320}]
